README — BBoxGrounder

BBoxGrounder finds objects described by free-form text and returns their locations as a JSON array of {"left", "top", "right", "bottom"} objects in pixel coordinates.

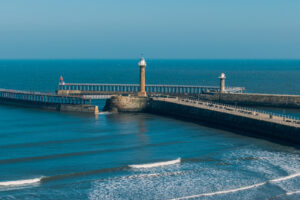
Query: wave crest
[
  {"left": 129, "top": 158, "right": 181, "bottom": 169},
  {"left": 173, "top": 172, "right": 300, "bottom": 199},
  {"left": 0, "top": 177, "right": 43, "bottom": 186}
]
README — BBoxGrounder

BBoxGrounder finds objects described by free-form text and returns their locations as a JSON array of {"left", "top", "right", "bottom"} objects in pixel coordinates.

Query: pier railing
[
  {"left": 0, "top": 89, "right": 91, "bottom": 105},
  {"left": 58, "top": 83, "right": 245, "bottom": 94},
  {"left": 155, "top": 97, "right": 300, "bottom": 127}
]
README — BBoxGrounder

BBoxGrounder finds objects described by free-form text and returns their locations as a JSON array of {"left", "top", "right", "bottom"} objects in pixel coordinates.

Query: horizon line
[{"left": 0, "top": 58, "right": 300, "bottom": 60}]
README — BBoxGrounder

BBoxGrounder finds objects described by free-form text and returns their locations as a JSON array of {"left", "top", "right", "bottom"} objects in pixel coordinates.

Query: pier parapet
[
  {"left": 197, "top": 92, "right": 300, "bottom": 109},
  {"left": 0, "top": 88, "right": 98, "bottom": 114},
  {"left": 148, "top": 97, "right": 300, "bottom": 145},
  {"left": 103, "top": 95, "right": 300, "bottom": 145},
  {"left": 57, "top": 83, "right": 244, "bottom": 96}
]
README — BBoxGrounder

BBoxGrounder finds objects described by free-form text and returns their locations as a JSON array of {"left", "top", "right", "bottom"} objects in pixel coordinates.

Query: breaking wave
[
  {"left": 172, "top": 182, "right": 266, "bottom": 199},
  {"left": 129, "top": 158, "right": 181, "bottom": 169},
  {"left": 0, "top": 177, "right": 43, "bottom": 186},
  {"left": 286, "top": 190, "right": 300, "bottom": 195},
  {"left": 173, "top": 172, "right": 300, "bottom": 199},
  {"left": 269, "top": 172, "right": 300, "bottom": 183}
]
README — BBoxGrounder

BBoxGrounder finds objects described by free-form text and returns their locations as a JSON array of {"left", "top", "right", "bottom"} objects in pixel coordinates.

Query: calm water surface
[{"left": 0, "top": 60, "right": 299, "bottom": 199}]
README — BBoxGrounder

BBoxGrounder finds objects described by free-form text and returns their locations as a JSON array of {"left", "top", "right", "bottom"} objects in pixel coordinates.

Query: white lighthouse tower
[
  {"left": 219, "top": 73, "right": 226, "bottom": 93},
  {"left": 138, "top": 57, "right": 147, "bottom": 96}
]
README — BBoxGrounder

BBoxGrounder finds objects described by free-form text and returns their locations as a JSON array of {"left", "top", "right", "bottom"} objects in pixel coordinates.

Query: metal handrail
[{"left": 176, "top": 97, "right": 300, "bottom": 122}]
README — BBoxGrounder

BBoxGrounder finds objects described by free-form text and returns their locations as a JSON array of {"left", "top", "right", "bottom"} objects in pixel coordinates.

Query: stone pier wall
[
  {"left": 197, "top": 93, "right": 300, "bottom": 108},
  {"left": 104, "top": 95, "right": 149, "bottom": 112},
  {"left": 0, "top": 97, "right": 59, "bottom": 110},
  {"left": 0, "top": 97, "right": 98, "bottom": 114},
  {"left": 60, "top": 104, "right": 98, "bottom": 114},
  {"left": 147, "top": 99, "right": 300, "bottom": 144},
  {"left": 103, "top": 95, "right": 300, "bottom": 145}
]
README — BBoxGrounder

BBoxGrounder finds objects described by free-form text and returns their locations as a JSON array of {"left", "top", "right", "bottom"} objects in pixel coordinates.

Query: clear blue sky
[{"left": 0, "top": 0, "right": 299, "bottom": 59}]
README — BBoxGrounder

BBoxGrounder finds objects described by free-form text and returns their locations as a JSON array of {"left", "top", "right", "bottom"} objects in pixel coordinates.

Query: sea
[{"left": 0, "top": 59, "right": 299, "bottom": 200}]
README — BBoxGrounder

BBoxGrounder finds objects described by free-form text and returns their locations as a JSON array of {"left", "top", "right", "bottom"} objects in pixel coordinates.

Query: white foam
[
  {"left": 0, "top": 177, "right": 42, "bottom": 186},
  {"left": 286, "top": 190, "right": 300, "bottom": 195},
  {"left": 172, "top": 182, "right": 265, "bottom": 199},
  {"left": 125, "top": 171, "right": 185, "bottom": 180},
  {"left": 126, "top": 173, "right": 160, "bottom": 179},
  {"left": 129, "top": 158, "right": 181, "bottom": 169},
  {"left": 172, "top": 172, "right": 300, "bottom": 200},
  {"left": 269, "top": 172, "right": 300, "bottom": 183}
]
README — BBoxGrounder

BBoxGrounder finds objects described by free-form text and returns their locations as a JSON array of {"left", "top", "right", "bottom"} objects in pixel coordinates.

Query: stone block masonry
[
  {"left": 60, "top": 104, "right": 99, "bottom": 114},
  {"left": 104, "top": 95, "right": 300, "bottom": 145},
  {"left": 147, "top": 98, "right": 300, "bottom": 145},
  {"left": 104, "top": 95, "right": 149, "bottom": 112},
  {"left": 197, "top": 93, "right": 300, "bottom": 109}
]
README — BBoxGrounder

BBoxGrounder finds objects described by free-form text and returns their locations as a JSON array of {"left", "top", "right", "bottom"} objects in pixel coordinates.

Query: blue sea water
[{"left": 0, "top": 60, "right": 300, "bottom": 200}]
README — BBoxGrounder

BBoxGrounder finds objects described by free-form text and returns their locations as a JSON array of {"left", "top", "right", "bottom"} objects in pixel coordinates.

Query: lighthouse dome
[
  {"left": 138, "top": 57, "right": 147, "bottom": 67},
  {"left": 219, "top": 73, "right": 226, "bottom": 79}
]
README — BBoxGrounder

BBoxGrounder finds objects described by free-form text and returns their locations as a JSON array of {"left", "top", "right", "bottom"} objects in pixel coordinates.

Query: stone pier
[
  {"left": 104, "top": 95, "right": 149, "bottom": 112},
  {"left": 104, "top": 95, "right": 300, "bottom": 145}
]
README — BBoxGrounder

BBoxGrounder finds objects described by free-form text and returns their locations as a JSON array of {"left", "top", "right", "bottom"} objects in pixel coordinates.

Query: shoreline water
[{"left": 1, "top": 60, "right": 300, "bottom": 199}]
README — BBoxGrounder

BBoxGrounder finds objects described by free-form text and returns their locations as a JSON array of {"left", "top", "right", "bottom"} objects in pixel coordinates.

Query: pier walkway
[
  {"left": 0, "top": 88, "right": 91, "bottom": 105},
  {"left": 58, "top": 83, "right": 244, "bottom": 95},
  {"left": 153, "top": 97, "right": 300, "bottom": 128}
]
